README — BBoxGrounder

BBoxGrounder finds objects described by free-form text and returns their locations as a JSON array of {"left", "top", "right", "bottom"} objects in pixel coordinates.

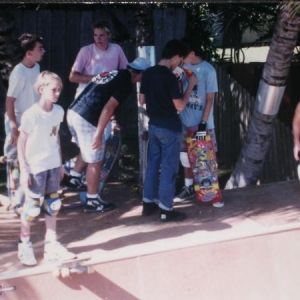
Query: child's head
[
  {"left": 161, "top": 39, "right": 189, "bottom": 69},
  {"left": 161, "top": 39, "right": 189, "bottom": 60},
  {"left": 93, "top": 20, "right": 111, "bottom": 34},
  {"left": 19, "top": 33, "right": 44, "bottom": 59},
  {"left": 34, "top": 71, "right": 63, "bottom": 99},
  {"left": 93, "top": 21, "right": 111, "bottom": 49},
  {"left": 181, "top": 37, "right": 206, "bottom": 60}
]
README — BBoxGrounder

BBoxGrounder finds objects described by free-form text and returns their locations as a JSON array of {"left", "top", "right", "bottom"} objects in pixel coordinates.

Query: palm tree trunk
[{"left": 226, "top": 3, "right": 300, "bottom": 189}]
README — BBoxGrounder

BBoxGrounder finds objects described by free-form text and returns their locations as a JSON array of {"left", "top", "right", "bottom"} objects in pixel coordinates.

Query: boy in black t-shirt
[{"left": 139, "top": 40, "right": 197, "bottom": 222}]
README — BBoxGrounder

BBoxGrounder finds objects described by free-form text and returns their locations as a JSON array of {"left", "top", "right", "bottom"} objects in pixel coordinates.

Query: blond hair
[{"left": 34, "top": 71, "right": 63, "bottom": 94}]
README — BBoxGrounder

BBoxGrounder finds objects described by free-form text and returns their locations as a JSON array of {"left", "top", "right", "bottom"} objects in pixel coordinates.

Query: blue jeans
[{"left": 143, "top": 124, "right": 181, "bottom": 210}]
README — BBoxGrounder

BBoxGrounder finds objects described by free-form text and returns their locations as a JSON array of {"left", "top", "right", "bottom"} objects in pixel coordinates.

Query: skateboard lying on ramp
[
  {"left": 51, "top": 257, "right": 94, "bottom": 278},
  {"left": 187, "top": 130, "right": 222, "bottom": 205},
  {"left": 61, "top": 131, "right": 121, "bottom": 209}
]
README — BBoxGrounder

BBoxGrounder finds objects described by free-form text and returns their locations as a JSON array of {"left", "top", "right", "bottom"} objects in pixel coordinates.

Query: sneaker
[
  {"left": 212, "top": 201, "right": 225, "bottom": 208},
  {"left": 61, "top": 175, "right": 86, "bottom": 192},
  {"left": 84, "top": 195, "right": 116, "bottom": 213},
  {"left": 158, "top": 208, "right": 186, "bottom": 222},
  {"left": 173, "top": 185, "right": 195, "bottom": 203},
  {"left": 142, "top": 202, "right": 158, "bottom": 217},
  {"left": 44, "top": 241, "right": 76, "bottom": 261},
  {"left": 18, "top": 241, "right": 37, "bottom": 266}
]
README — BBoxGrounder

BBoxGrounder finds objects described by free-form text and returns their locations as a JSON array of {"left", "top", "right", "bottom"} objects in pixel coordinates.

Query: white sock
[
  {"left": 87, "top": 194, "right": 98, "bottom": 199},
  {"left": 70, "top": 170, "right": 82, "bottom": 177},
  {"left": 20, "top": 235, "right": 30, "bottom": 244},
  {"left": 185, "top": 178, "right": 193, "bottom": 187},
  {"left": 45, "top": 230, "right": 57, "bottom": 243}
]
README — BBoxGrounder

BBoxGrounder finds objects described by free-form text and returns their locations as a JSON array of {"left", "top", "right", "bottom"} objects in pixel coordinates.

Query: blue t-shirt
[
  {"left": 140, "top": 65, "right": 183, "bottom": 132},
  {"left": 180, "top": 61, "right": 218, "bottom": 129}
]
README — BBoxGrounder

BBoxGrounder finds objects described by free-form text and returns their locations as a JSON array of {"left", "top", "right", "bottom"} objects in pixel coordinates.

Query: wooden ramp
[{"left": 1, "top": 181, "right": 300, "bottom": 300}]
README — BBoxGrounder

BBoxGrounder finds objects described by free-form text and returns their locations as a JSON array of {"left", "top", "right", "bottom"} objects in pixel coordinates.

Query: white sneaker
[
  {"left": 18, "top": 241, "right": 37, "bottom": 266},
  {"left": 213, "top": 201, "right": 225, "bottom": 208},
  {"left": 44, "top": 241, "right": 76, "bottom": 261}
]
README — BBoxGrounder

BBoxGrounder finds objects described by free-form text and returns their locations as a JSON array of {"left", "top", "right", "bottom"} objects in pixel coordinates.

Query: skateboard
[
  {"left": 0, "top": 155, "right": 24, "bottom": 215},
  {"left": 62, "top": 131, "right": 121, "bottom": 208},
  {"left": 51, "top": 257, "right": 94, "bottom": 278},
  {"left": 0, "top": 283, "right": 16, "bottom": 296},
  {"left": 186, "top": 130, "right": 222, "bottom": 205}
]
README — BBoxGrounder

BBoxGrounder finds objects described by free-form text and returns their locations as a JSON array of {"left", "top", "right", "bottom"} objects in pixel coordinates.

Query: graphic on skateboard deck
[
  {"left": 187, "top": 130, "right": 222, "bottom": 205},
  {"left": 51, "top": 257, "right": 94, "bottom": 278},
  {"left": 61, "top": 132, "right": 121, "bottom": 208}
]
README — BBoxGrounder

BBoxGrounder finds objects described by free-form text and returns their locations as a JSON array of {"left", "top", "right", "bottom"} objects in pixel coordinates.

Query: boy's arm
[
  {"left": 57, "top": 134, "right": 64, "bottom": 180},
  {"left": 6, "top": 96, "right": 18, "bottom": 145},
  {"left": 201, "top": 92, "right": 215, "bottom": 123},
  {"left": 17, "top": 130, "right": 29, "bottom": 171},
  {"left": 17, "top": 130, "right": 32, "bottom": 187},
  {"left": 69, "top": 70, "right": 94, "bottom": 84},
  {"left": 92, "top": 97, "right": 119, "bottom": 150},
  {"left": 293, "top": 102, "right": 300, "bottom": 161},
  {"left": 139, "top": 93, "right": 146, "bottom": 105},
  {"left": 173, "top": 74, "right": 197, "bottom": 111}
]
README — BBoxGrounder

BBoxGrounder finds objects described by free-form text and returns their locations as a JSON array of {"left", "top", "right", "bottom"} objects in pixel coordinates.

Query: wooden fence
[{"left": 1, "top": 6, "right": 298, "bottom": 185}]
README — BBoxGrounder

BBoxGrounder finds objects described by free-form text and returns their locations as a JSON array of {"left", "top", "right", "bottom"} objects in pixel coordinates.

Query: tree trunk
[{"left": 226, "top": 3, "right": 300, "bottom": 189}]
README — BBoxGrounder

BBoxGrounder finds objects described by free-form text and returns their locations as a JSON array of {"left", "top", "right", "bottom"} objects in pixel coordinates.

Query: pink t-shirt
[{"left": 72, "top": 43, "right": 128, "bottom": 97}]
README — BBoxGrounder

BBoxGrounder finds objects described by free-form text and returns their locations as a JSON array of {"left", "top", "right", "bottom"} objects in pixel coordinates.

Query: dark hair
[
  {"left": 18, "top": 33, "right": 43, "bottom": 58},
  {"left": 161, "top": 39, "right": 189, "bottom": 59},
  {"left": 93, "top": 20, "right": 111, "bottom": 34},
  {"left": 127, "top": 66, "right": 142, "bottom": 74},
  {"left": 181, "top": 37, "right": 205, "bottom": 59}
]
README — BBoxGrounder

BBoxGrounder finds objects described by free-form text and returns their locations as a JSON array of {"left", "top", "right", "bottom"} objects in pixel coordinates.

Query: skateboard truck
[{"left": 193, "top": 131, "right": 206, "bottom": 141}]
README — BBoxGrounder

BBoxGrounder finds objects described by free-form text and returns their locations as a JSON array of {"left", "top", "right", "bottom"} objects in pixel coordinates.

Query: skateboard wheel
[
  {"left": 52, "top": 268, "right": 60, "bottom": 278},
  {"left": 87, "top": 265, "right": 94, "bottom": 274},
  {"left": 61, "top": 267, "right": 70, "bottom": 278}
]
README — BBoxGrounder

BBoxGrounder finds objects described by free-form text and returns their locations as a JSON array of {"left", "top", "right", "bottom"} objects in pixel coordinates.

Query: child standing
[{"left": 17, "top": 71, "right": 76, "bottom": 266}]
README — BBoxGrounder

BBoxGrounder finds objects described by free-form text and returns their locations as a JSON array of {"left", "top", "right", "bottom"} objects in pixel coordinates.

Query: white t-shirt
[
  {"left": 72, "top": 43, "right": 128, "bottom": 98},
  {"left": 6, "top": 62, "right": 40, "bottom": 125},
  {"left": 19, "top": 103, "right": 64, "bottom": 174}
]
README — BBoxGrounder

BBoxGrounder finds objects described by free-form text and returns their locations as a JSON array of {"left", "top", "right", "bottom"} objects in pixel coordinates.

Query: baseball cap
[{"left": 127, "top": 57, "right": 151, "bottom": 71}]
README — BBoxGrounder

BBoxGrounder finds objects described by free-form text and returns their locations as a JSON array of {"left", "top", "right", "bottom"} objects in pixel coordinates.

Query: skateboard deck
[
  {"left": 0, "top": 155, "right": 24, "bottom": 215},
  {"left": 61, "top": 132, "right": 121, "bottom": 208},
  {"left": 187, "top": 130, "right": 222, "bottom": 205}
]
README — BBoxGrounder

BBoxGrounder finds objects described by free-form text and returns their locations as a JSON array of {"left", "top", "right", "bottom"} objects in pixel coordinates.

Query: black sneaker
[
  {"left": 142, "top": 202, "right": 158, "bottom": 217},
  {"left": 61, "top": 174, "right": 87, "bottom": 192},
  {"left": 158, "top": 208, "right": 186, "bottom": 222},
  {"left": 84, "top": 196, "right": 116, "bottom": 213},
  {"left": 173, "top": 185, "right": 195, "bottom": 203}
]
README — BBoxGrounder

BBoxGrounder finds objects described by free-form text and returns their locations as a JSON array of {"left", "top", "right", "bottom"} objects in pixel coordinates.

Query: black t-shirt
[
  {"left": 140, "top": 65, "right": 183, "bottom": 132},
  {"left": 69, "top": 69, "right": 132, "bottom": 127}
]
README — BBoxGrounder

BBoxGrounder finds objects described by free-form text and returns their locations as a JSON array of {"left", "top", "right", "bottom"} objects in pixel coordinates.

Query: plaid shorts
[
  {"left": 180, "top": 124, "right": 218, "bottom": 152},
  {"left": 67, "top": 110, "right": 110, "bottom": 163}
]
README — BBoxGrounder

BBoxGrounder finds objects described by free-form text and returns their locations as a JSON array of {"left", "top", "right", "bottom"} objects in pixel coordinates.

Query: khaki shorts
[{"left": 67, "top": 110, "right": 110, "bottom": 163}]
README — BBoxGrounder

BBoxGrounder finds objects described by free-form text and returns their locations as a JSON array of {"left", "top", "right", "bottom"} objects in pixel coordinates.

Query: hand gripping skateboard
[
  {"left": 51, "top": 257, "right": 94, "bottom": 278},
  {"left": 186, "top": 130, "right": 222, "bottom": 205}
]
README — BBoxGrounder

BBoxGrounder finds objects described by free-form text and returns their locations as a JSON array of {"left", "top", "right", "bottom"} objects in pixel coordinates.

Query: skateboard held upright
[{"left": 187, "top": 130, "right": 222, "bottom": 205}]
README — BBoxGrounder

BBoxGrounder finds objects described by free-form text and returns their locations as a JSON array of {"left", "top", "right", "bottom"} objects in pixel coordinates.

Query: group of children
[{"left": 3, "top": 21, "right": 222, "bottom": 267}]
